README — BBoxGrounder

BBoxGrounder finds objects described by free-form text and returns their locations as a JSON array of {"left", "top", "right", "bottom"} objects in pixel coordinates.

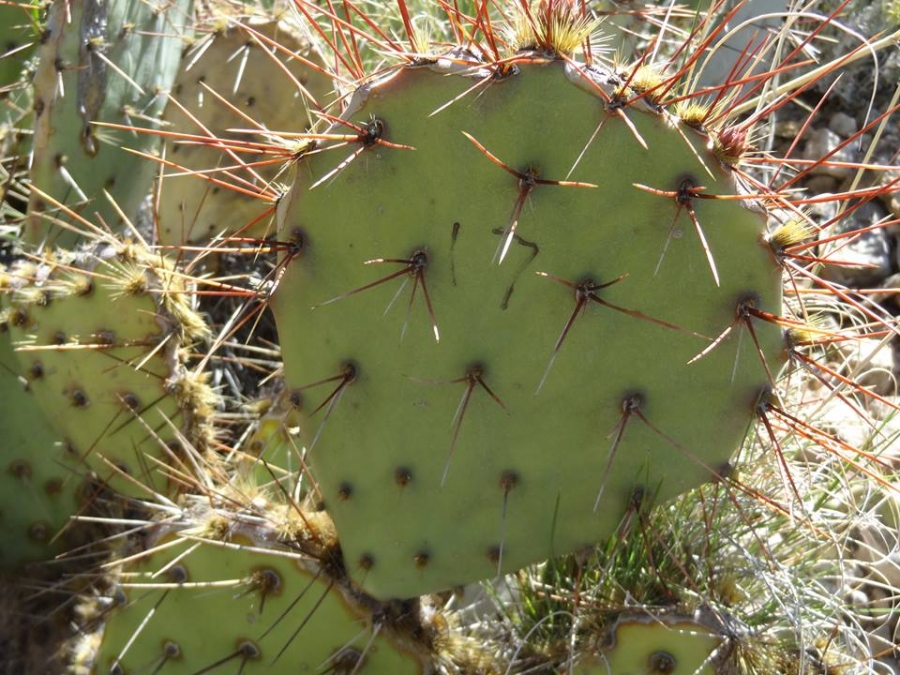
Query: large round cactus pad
[{"left": 274, "top": 60, "right": 783, "bottom": 599}]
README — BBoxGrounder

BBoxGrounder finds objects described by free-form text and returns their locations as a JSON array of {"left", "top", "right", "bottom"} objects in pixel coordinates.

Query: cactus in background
[
  {"left": 0, "top": 0, "right": 39, "bottom": 131},
  {"left": 155, "top": 1, "right": 334, "bottom": 246},
  {"left": 25, "top": 0, "right": 193, "bottom": 248},
  {"left": 1, "top": 0, "right": 40, "bottom": 231},
  {"left": 0, "top": 1, "right": 39, "bottom": 90},
  {"left": 2, "top": 235, "right": 218, "bottom": 498}
]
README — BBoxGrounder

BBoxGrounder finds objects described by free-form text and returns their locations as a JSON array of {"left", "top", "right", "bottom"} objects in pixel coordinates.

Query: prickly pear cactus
[
  {"left": 0, "top": 0, "right": 38, "bottom": 93},
  {"left": 1, "top": 241, "right": 217, "bottom": 497},
  {"left": 157, "top": 4, "right": 333, "bottom": 246},
  {"left": 26, "top": 0, "right": 192, "bottom": 248},
  {"left": 577, "top": 613, "right": 721, "bottom": 674},
  {"left": 273, "top": 51, "right": 784, "bottom": 596},
  {"left": 0, "top": 327, "right": 82, "bottom": 570},
  {"left": 95, "top": 496, "right": 487, "bottom": 674}
]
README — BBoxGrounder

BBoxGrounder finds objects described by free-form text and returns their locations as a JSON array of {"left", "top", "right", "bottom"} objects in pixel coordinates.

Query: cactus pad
[
  {"left": 2, "top": 242, "right": 217, "bottom": 497},
  {"left": 579, "top": 613, "right": 721, "bottom": 674},
  {"left": 0, "top": 328, "right": 82, "bottom": 569},
  {"left": 95, "top": 503, "right": 463, "bottom": 674},
  {"left": 274, "top": 59, "right": 784, "bottom": 599},
  {"left": 26, "top": 0, "right": 192, "bottom": 247},
  {"left": 157, "top": 7, "right": 333, "bottom": 246},
  {"left": 235, "top": 387, "right": 305, "bottom": 490}
]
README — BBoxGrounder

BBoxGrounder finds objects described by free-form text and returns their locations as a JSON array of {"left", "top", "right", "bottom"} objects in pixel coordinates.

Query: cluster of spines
[{"left": 0, "top": 238, "right": 219, "bottom": 501}]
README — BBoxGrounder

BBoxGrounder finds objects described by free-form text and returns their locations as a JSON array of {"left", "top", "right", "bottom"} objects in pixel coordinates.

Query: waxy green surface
[
  {"left": 5, "top": 251, "right": 208, "bottom": 498},
  {"left": 0, "top": 329, "right": 80, "bottom": 569},
  {"left": 27, "top": 0, "right": 192, "bottom": 247},
  {"left": 274, "top": 61, "right": 784, "bottom": 599},
  {"left": 96, "top": 533, "right": 429, "bottom": 674}
]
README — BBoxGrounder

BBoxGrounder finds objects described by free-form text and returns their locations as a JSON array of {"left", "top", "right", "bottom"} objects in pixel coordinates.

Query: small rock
[
  {"left": 869, "top": 395, "right": 900, "bottom": 419},
  {"left": 871, "top": 553, "right": 900, "bottom": 593},
  {"left": 872, "top": 273, "right": 900, "bottom": 311},
  {"left": 819, "top": 201, "right": 893, "bottom": 287},
  {"left": 805, "top": 175, "right": 838, "bottom": 195},
  {"left": 803, "top": 128, "right": 857, "bottom": 180},
  {"left": 813, "top": 400, "right": 877, "bottom": 451},
  {"left": 844, "top": 588, "right": 871, "bottom": 610},
  {"left": 832, "top": 336, "right": 898, "bottom": 397},
  {"left": 810, "top": 379, "right": 900, "bottom": 454},
  {"left": 830, "top": 111, "right": 858, "bottom": 138},
  {"left": 806, "top": 192, "right": 840, "bottom": 226},
  {"left": 774, "top": 119, "right": 802, "bottom": 138},
  {"left": 877, "top": 168, "right": 900, "bottom": 224}
]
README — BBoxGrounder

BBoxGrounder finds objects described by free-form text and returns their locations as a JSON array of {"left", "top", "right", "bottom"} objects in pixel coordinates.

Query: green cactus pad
[
  {"left": 0, "top": 0, "right": 38, "bottom": 91},
  {"left": 0, "top": 327, "right": 83, "bottom": 570},
  {"left": 157, "top": 6, "right": 333, "bottom": 246},
  {"left": 274, "top": 59, "right": 784, "bottom": 599},
  {"left": 26, "top": 0, "right": 192, "bottom": 248},
  {"left": 96, "top": 514, "right": 443, "bottom": 674},
  {"left": 578, "top": 613, "right": 721, "bottom": 674},
  {"left": 2, "top": 243, "right": 217, "bottom": 497}
]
